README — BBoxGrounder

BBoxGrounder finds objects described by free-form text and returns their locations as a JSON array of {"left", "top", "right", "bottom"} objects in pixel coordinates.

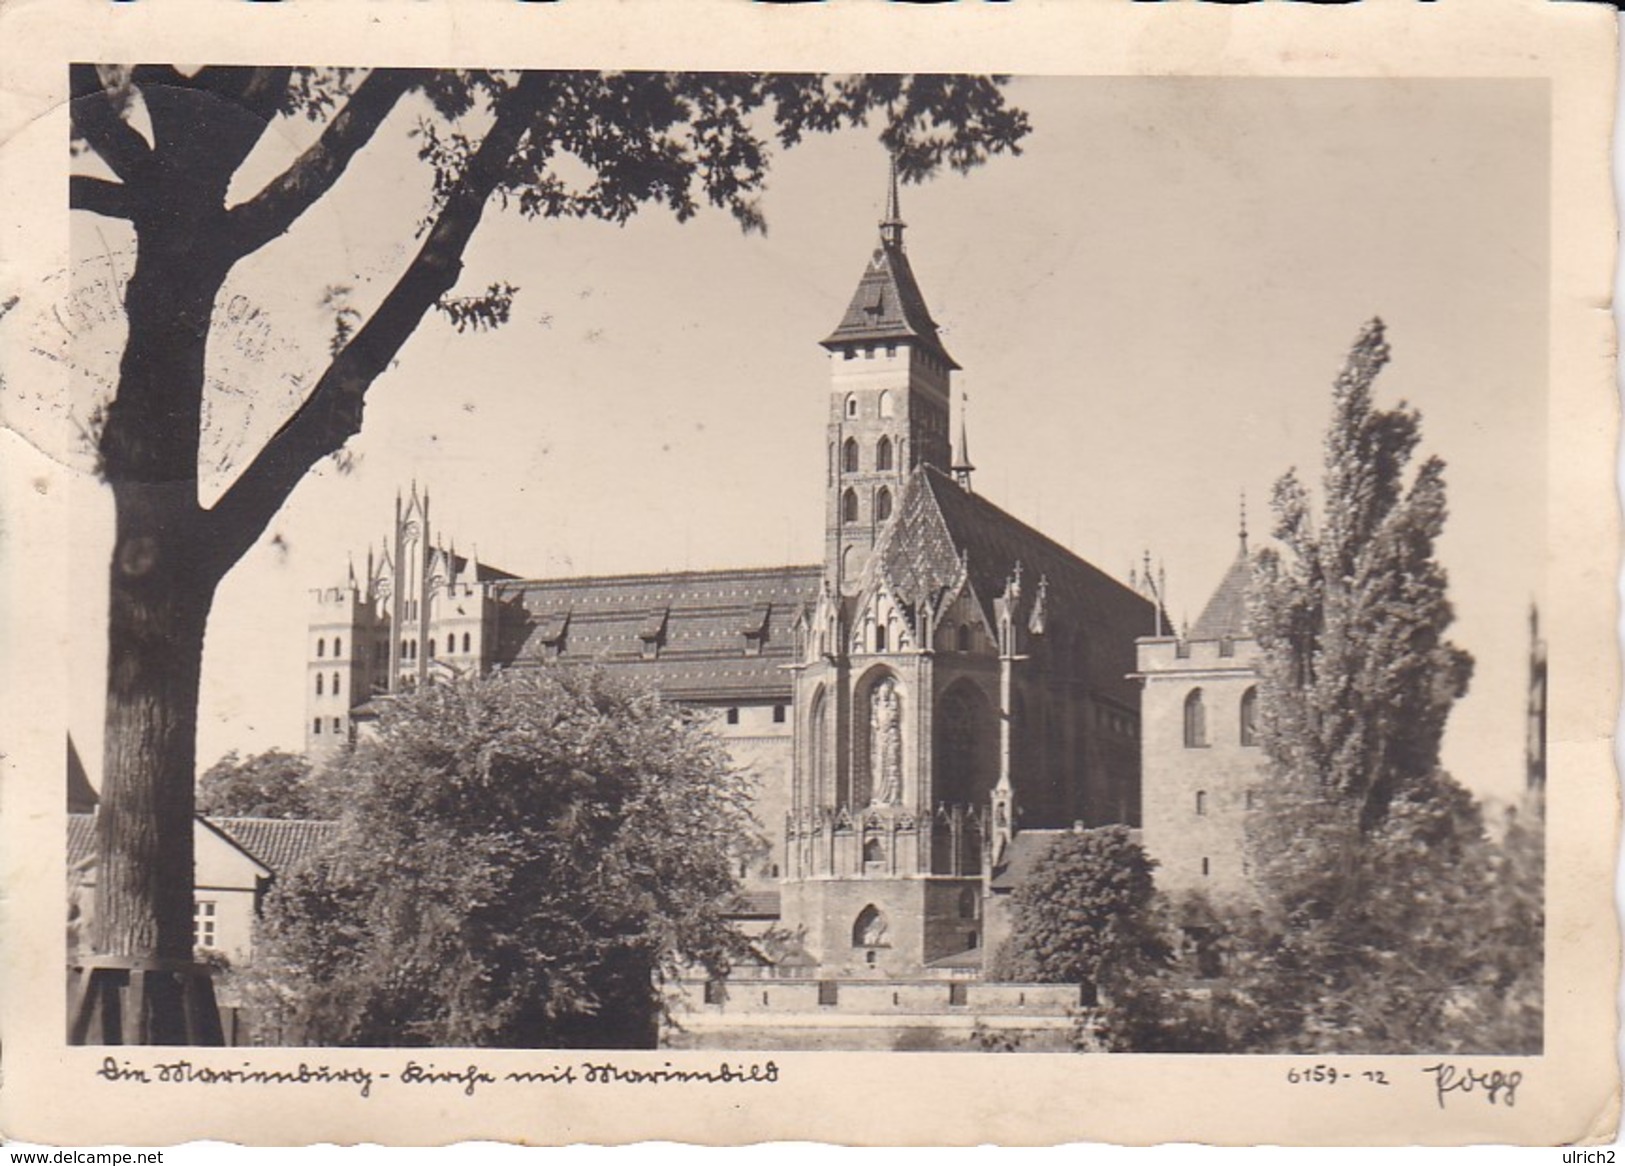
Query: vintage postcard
[{"left": 0, "top": 0, "right": 1617, "bottom": 1149}]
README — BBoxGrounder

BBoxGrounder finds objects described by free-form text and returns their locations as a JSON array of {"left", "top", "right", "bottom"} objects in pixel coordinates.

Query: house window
[
  {"left": 463, "top": 633, "right": 472, "bottom": 653},
  {"left": 876, "top": 435, "right": 893, "bottom": 470},
  {"left": 875, "top": 487, "right": 893, "bottom": 522},
  {"left": 316, "top": 638, "right": 326, "bottom": 658},
  {"left": 703, "top": 979, "right": 725, "bottom": 1005},
  {"left": 447, "top": 634, "right": 456, "bottom": 655},
  {"left": 1240, "top": 686, "right": 1259, "bottom": 747},
  {"left": 316, "top": 674, "right": 324, "bottom": 696},
  {"left": 332, "top": 717, "right": 342, "bottom": 734},
  {"left": 726, "top": 708, "right": 740, "bottom": 725},
  {"left": 842, "top": 489, "right": 859, "bottom": 524},
  {"left": 843, "top": 437, "right": 860, "bottom": 473},
  {"left": 332, "top": 672, "right": 340, "bottom": 695},
  {"left": 313, "top": 718, "right": 322, "bottom": 735},
  {"left": 773, "top": 704, "right": 787, "bottom": 724},
  {"left": 334, "top": 637, "right": 342, "bottom": 657},
  {"left": 1196, "top": 790, "right": 1208, "bottom": 816},
  {"left": 193, "top": 900, "right": 217, "bottom": 950},
  {"left": 1184, "top": 688, "right": 1208, "bottom": 748}
]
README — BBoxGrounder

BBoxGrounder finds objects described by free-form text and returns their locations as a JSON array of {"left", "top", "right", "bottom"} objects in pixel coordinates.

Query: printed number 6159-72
[{"left": 1285, "top": 1066, "right": 1390, "bottom": 1085}]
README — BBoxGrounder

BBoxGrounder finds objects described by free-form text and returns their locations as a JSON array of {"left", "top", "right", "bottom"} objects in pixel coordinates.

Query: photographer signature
[{"left": 1421, "top": 1063, "right": 1521, "bottom": 1110}]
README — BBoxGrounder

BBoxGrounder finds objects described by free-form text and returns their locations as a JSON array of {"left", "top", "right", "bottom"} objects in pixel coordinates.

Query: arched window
[
  {"left": 400, "top": 639, "right": 408, "bottom": 659},
  {"left": 315, "top": 674, "right": 324, "bottom": 696},
  {"left": 447, "top": 634, "right": 455, "bottom": 655},
  {"left": 332, "top": 672, "right": 340, "bottom": 695},
  {"left": 810, "top": 687, "right": 829, "bottom": 807},
  {"left": 863, "top": 837, "right": 884, "bottom": 865},
  {"left": 878, "top": 390, "right": 895, "bottom": 419},
  {"left": 875, "top": 486, "right": 893, "bottom": 522},
  {"left": 1240, "top": 686, "right": 1259, "bottom": 747},
  {"left": 876, "top": 435, "right": 893, "bottom": 470},
  {"left": 843, "top": 437, "right": 860, "bottom": 473},
  {"left": 874, "top": 622, "right": 888, "bottom": 652},
  {"left": 957, "top": 623, "right": 971, "bottom": 652},
  {"left": 852, "top": 904, "right": 890, "bottom": 948},
  {"left": 842, "top": 489, "right": 859, "bottom": 524},
  {"left": 1183, "top": 688, "right": 1208, "bottom": 748},
  {"left": 334, "top": 637, "right": 342, "bottom": 658},
  {"left": 463, "top": 632, "right": 471, "bottom": 653},
  {"left": 317, "top": 638, "right": 326, "bottom": 658},
  {"left": 936, "top": 681, "right": 998, "bottom": 807},
  {"left": 845, "top": 394, "right": 859, "bottom": 419}
]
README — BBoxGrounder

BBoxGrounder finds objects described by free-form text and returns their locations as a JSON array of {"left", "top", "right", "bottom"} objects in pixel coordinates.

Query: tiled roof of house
[
  {"left": 988, "top": 828, "right": 1067, "bottom": 892},
  {"left": 866, "top": 467, "right": 1157, "bottom": 703},
  {"left": 209, "top": 818, "right": 341, "bottom": 875},
  {"left": 820, "top": 240, "right": 959, "bottom": 369},
  {"left": 67, "top": 812, "right": 96, "bottom": 867},
  {"left": 1189, "top": 542, "right": 1254, "bottom": 642},
  {"left": 493, "top": 565, "right": 821, "bottom": 702}
]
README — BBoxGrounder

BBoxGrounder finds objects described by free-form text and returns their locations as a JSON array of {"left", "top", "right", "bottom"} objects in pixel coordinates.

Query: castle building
[
  {"left": 1134, "top": 518, "right": 1261, "bottom": 900},
  {"left": 303, "top": 170, "right": 1265, "bottom": 1044}
]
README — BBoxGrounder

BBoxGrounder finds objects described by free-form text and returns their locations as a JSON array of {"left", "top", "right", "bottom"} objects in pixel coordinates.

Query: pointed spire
[
  {"left": 952, "top": 390, "right": 976, "bottom": 491},
  {"left": 880, "top": 153, "right": 906, "bottom": 249},
  {"left": 1238, "top": 489, "right": 1249, "bottom": 554}
]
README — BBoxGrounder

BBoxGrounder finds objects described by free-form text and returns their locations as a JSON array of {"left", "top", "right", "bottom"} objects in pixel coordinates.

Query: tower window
[
  {"left": 842, "top": 489, "right": 859, "bottom": 524},
  {"left": 313, "top": 718, "right": 322, "bottom": 735},
  {"left": 316, "top": 638, "right": 325, "bottom": 658},
  {"left": 864, "top": 345, "right": 875, "bottom": 360},
  {"left": 843, "top": 437, "right": 860, "bottom": 473},
  {"left": 773, "top": 704, "right": 787, "bottom": 724},
  {"left": 843, "top": 347, "right": 855, "bottom": 362},
  {"left": 885, "top": 343, "right": 897, "bottom": 358},
  {"left": 1196, "top": 790, "right": 1208, "bottom": 816},
  {"left": 427, "top": 639, "right": 435, "bottom": 658},
  {"left": 1240, "top": 686, "right": 1259, "bottom": 747},
  {"left": 463, "top": 632, "right": 471, "bottom": 653},
  {"left": 876, "top": 435, "right": 893, "bottom": 471},
  {"left": 316, "top": 674, "right": 324, "bottom": 696},
  {"left": 1184, "top": 688, "right": 1208, "bottom": 748},
  {"left": 874, "top": 623, "right": 888, "bottom": 652},
  {"left": 332, "top": 672, "right": 340, "bottom": 695},
  {"left": 957, "top": 624, "right": 971, "bottom": 652},
  {"left": 878, "top": 391, "right": 895, "bottom": 420},
  {"left": 334, "top": 637, "right": 342, "bottom": 658},
  {"left": 845, "top": 394, "right": 859, "bottom": 418},
  {"left": 875, "top": 487, "right": 893, "bottom": 522},
  {"left": 1202, "top": 857, "right": 1211, "bottom": 877},
  {"left": 447, "top": 634, "right": 455, "bottom": 655},
  {"left": 726, "top": 708, "right": 740, "bottom": 725},
  {"left": 332, "top": 717, "right": 342, "bottom": 733}
]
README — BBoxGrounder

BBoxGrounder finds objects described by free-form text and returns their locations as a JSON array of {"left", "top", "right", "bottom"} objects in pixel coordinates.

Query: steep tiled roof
[
  {"left": 867, "top": 467, "right": 1157, "bottom": 703},
  {"left": 1190, "top": 543, "right": 1254, "bottom": 641},
  {"left": 989, "top": 828, "right": 1067, "bottom": 891},
  {"left": 209, "top": 818, "right": 341, "bottom": 875},
  {"left": 820, "top": 241, "right": 959, "bottom": 370},
  {"left": 67, "top": 813, "right": 96, "bottom": 867},
  {"left": 493, "top": 565, "right": 821, "bottom": 702}
]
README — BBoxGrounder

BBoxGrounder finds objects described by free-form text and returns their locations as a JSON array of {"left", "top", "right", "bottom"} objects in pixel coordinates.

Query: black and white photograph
[{"left": 1, "top": 0, "right": 1617, "bottom": 1150}]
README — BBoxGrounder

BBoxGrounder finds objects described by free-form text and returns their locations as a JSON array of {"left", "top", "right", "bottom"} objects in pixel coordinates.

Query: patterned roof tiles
[
  {"left": 820, "top": 241, "right": 958, "bottom": 369},
  {"left": 1190, "top": 544, "right": 1254, "bottom": 641},
  {"left": 209, "top": 817, "right": 342, "bottom": 875}
]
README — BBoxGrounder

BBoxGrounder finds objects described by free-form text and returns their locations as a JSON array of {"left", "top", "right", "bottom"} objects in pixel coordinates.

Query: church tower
[{"left": 819, "top": 162, "right": 959, "bottom": 595}]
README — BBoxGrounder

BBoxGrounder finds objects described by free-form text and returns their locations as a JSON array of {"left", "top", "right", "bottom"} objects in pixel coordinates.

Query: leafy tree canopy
[
  {"left": 196, "top": 748, "right": 336, "bottom": 820},
  {"left": 243, "top": 668, "right": 757, "bottom": 1048}
]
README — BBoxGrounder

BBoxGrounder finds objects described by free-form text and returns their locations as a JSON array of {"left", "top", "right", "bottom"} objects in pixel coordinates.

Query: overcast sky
[{"left": 65, "top": 75, "right": 1549, "bottom": 807}]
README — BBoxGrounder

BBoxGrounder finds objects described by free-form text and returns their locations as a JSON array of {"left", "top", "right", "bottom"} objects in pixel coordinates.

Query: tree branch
[
  {"left": 70, "top": 175, "right": 133, "bottom": 220},
  {"left": 205, "top": 72, "right": 549, "bottom": 571},
  {"left": 228, "top": 69, "right": 418, "bottom": 258},
  {"left": 69, "top": 64, "right": 151, "bottom": 185}
]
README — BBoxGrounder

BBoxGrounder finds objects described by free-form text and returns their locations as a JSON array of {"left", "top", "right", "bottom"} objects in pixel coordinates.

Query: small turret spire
[
  {"left": 880, "top": 154, "right": 906, "bottom": 249},
  {"left": 1239, "top": 489, "right": 1249, "bottom": 554},
  {"left": 952, "top": 391, "right": 976, "bottom": 491}
]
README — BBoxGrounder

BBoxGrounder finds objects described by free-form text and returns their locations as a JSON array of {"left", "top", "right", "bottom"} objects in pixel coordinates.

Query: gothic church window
[
  {"left": 1183, "top": 688, "right": 1208, "bottom": 748},
  {"left": 845, "top": 394, "right": 858, "bottom": 417},
  {"left": 863, "top": 837, "right": 884, "bottom": 866},
  {"left": 843, "top": 438, "right": 860, "bottom": 473},
  {"left": 875, "top": 487, "right": 893, "bottom": 522},
  {"left": 878, "top": 391, "right": 895, "bottom": 420},
  {"left": 852, "top": 905, "right": 890, "bottom": 947},
  {"left": 842, "top": 489, "right": 859, "bottom": 524},
  {"left": 1240, "top": 686, "right": 1259, "bottom": 746},
  {"left": 957, "top": 623, "right": 971, "bottom": 652},
  {"left": 874, "top": 623, "right": 888, "bottom": 652},
  {"left": 876, "top": 436, "right": 893, "bottom": 471}
]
